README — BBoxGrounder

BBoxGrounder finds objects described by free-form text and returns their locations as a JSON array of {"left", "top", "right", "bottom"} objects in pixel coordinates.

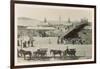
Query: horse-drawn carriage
[
  {"left": 17, "top": 46, "right": 76, "bottom": 60},
  {"left": 33, "top": 48, "right": 47, "bottom": 57},
  {"left": 18, "top": 48, "right": 48, "bottom": 60},
  {"left": 50, "top": 47, "right": 76, "bottom": 57}
]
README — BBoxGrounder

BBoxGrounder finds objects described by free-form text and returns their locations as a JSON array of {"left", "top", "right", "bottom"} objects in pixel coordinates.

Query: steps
[{"left": 59, "top": 22, "right": 87, "bottom": 39}]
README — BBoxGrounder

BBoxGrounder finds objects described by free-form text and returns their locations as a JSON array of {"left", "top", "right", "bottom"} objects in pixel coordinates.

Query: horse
[
  {"left": 19, "top": 49, "right": 32, "bottom": 60},
  {"left": 63, "top": 47, "right": 76, "bottom": 56},
  {"left": 50, "top": 49, "right": 62, "bottom": 57},
  {"left": 33, "top": 48, "right": 47, "bottom": 57}
]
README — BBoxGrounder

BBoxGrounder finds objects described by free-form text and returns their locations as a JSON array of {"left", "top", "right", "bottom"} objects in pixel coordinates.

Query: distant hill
[{"left": 17, "top": 17, "right": 42, "bottom": 27}]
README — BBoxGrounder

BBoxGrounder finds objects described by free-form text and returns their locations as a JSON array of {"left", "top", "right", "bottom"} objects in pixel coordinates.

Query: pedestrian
[
  {"left": 57, "top": 36, "right": 60, "bottom": 44},
  {"left": 28, "top": 40, "right": 30, "bottom": 47}
]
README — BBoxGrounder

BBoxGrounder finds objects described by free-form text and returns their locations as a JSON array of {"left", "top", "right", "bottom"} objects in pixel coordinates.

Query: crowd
[{"left": 17, "top": 37, "right": 35, "bottom": 48}]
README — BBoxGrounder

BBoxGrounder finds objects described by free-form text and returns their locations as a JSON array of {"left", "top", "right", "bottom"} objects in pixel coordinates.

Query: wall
[{"left": 0, "top": 0, "right": 100, "bottom": 69}]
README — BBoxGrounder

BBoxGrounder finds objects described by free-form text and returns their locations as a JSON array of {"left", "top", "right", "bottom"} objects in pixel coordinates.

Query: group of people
[
  {"left": 17, "top": 37, "right": 35, "bottom": 48},
  {"left": 57, "top": 37, "right": 85, "bottom": 45},
  {"left": 64, "top": 38, "right": 85, "bottom": 44}
]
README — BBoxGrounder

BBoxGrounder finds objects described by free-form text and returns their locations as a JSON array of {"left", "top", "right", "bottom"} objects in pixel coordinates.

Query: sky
[{"left": 15, "top": 3, "right": 94, "bottom": 22}]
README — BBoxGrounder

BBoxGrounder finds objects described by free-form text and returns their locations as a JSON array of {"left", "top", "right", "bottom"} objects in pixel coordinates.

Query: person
[
  {"left": 31, "top": 40, "right": 34, "bottom": 47},
  {"left": 57, "top": 36, "right": 60, "bottom": 44},
  {"left": 28, "top": 40, "right": 30, "bottom": 47},
  {"left": 23, "top": 41, "right": 27, "bottom": 48},
  {"left": 31, "top": 37, "right": 35, "bottom": 47},
  {"left": 21, "top": 40, "right": 22, "bottom": 47},
  {"left": 17, "top": 40, "right": 20, "bottom": 46},
  {"left": 61, "top": 38, "right": 64, "bottom": 44}
]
